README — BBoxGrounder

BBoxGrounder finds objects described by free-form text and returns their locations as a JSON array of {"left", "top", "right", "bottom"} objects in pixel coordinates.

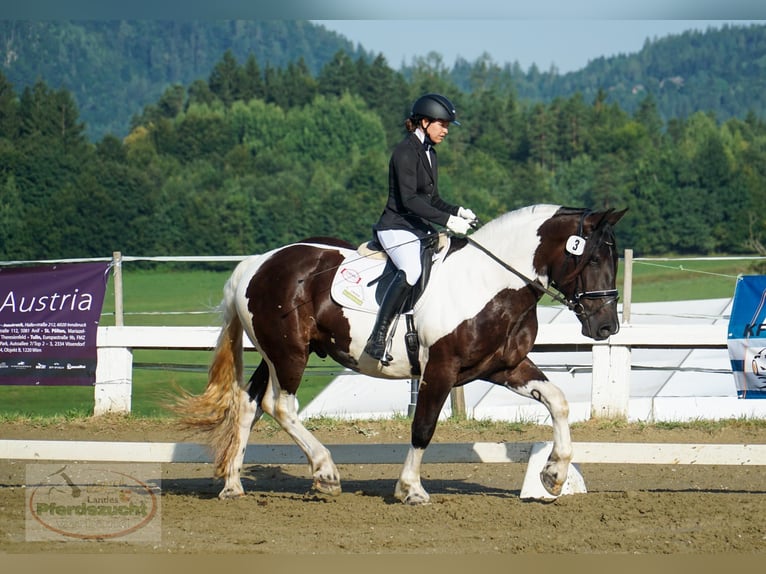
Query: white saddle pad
[{"left": 330, "top": 239, "right": 450, "bottom": 314}]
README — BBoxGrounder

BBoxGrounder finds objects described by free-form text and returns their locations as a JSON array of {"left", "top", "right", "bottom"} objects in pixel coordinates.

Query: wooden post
[
  {"left": 112, "top": 251, "right": 124, "bottom": 327},
  {"left": 622, "top": 248, "right": 633, "bottom": 324},
  {"left": 450, "top": 387, "right": 466, "bottom": 420}
]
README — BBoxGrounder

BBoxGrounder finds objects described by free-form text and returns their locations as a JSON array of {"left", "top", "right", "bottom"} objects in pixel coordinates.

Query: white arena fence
[
  {"left": 94, "top": 321, "right": 727, "bottom": 418},
  {"left": 3, "top": 253, "right": 766, "bottom": 499},
  {"left": 1, "top": 251, "right": 760, "bottom": 419},
  {"left": 3, "top": 433, "right": 765, "bottom": 499}
]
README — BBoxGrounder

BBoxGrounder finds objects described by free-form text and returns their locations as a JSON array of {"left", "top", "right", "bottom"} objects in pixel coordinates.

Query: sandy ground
[{"left": 1, "top": 416, "right": 765, "bottom": 555}]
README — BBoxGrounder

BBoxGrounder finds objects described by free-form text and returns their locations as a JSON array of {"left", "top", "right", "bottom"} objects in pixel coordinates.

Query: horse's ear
[{"left": 606, "top": 208, "right": 628, "bottom": 226}]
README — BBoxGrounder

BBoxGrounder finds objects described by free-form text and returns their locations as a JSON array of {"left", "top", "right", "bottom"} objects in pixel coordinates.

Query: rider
[{"left": 364, "top": 93, "right": 478, "bottom": 362}]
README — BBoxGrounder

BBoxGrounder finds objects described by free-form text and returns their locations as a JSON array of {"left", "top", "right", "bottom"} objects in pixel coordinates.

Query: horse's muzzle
[{"left": 584, "top": 317, "right": 619, "bottom": 341}]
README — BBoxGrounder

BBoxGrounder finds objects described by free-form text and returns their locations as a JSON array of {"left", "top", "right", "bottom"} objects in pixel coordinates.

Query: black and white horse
[{"left": 176, "top": 204, "right": 626, "bottom": 504}]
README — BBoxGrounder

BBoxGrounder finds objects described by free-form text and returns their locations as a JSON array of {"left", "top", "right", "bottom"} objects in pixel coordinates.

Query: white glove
[
  {"left": 458, "top": 207, "right": 477, "bottom": 221},
  {"left": 446, "top": 214, "right": 472, "bottom": 235}
]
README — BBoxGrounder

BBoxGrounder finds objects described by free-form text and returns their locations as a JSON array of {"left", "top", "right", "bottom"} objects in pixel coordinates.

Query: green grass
[
  {"left": 624, "top": 257, "right": 755, "bottom": 302},
  {"left": 0, "top": 256, "right": 759, "bottom": 419}
]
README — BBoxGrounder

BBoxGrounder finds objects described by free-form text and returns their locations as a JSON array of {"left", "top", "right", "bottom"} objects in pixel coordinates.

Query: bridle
[
  {"left": 550, "top": 210, "right": 619, "bottom": 318},
  {"left": 465, "top": 211, "right": 619, "bottom": 319}
]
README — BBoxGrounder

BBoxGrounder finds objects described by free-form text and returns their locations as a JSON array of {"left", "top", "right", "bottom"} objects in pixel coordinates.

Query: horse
[{"left": 175, "top": 203, "right": 626, "bottom": 504}]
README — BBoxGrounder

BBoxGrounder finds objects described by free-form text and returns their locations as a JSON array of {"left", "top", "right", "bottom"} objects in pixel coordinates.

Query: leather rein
[{"left": 464, "top": 212, "right": 619, "bottom": 317}]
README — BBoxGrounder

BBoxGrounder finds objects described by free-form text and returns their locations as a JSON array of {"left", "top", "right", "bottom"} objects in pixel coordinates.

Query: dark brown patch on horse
[
  {"left": 412, "top": 286, "right": 541, "bottom": 448},
  {"left": 244, "top": 244, "right": 354, "bottom": 394}
]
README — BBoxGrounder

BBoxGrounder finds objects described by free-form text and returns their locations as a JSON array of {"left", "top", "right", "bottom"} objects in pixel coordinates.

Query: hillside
[
  {"left": 450, "top": 22, "right": 766, "bottom": 122},
  {"left": 1, "top": 21, "right": 765, "bottom": 141},
  {"left": 0, "top": 20, "right": 369, "bottom": 140}
]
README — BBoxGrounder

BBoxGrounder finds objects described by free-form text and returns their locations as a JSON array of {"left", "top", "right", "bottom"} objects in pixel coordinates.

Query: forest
[{"left": 1, "top": 43, "right": 766, "bottom": 261}]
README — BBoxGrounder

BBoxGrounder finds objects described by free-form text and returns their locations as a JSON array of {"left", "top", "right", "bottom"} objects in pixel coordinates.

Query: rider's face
[{"left": 423, "top": 119, "right": 450, "bottom": 144}]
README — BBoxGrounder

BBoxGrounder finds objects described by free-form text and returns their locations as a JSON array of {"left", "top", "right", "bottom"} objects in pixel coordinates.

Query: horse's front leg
[
  {"left": 394, "top": 377, "right": 453, "bottom": 505},
  {"left": 491, "top": 359, "right": 573, "bottom": 497}
]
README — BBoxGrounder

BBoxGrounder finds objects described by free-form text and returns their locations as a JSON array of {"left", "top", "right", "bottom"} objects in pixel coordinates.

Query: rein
[
  {"left": 464, "top": 236, "right": 575, "bottom": 310},
  {"left": 465, "top": 214, "right": 618, "bottom": 316}
]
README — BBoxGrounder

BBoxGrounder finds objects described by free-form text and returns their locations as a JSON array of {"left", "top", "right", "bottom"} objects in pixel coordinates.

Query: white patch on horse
[{"left": 416, "top": 204, "right": 559, "bottom": 346}]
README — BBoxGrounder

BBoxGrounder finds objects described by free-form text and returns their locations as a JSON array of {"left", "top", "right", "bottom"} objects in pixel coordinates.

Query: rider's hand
[
  {"left": 458, "top": 207, "right": 477, "bottom": 222},
  {"left": 446, "top": 215, "right": 472, "bottom": 235}
]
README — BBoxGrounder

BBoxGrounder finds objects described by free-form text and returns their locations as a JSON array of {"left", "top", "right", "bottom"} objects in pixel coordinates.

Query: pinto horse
[{"left": 176, "top": 204, "right": 626, "bottom": 504}]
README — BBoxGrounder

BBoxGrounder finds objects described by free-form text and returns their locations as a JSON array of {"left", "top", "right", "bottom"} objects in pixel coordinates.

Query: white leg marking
[
  {"left": 394, "top": 447, "right": 430, "bottom": 505},
  {"left": 219, "top": 387, "right": 262, "bottom": 499},
  {"left": 262, "top": 380, "right": 341, "bottom": 496},
  {"left": 511, "top": 379, "right": 572, "bottom": 496}
]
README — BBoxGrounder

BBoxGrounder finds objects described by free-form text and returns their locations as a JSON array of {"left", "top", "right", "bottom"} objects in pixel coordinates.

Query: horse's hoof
[
  {"left": 395, "top": 487, "right": 430, "bottom": 505},
  {"left": 539, "top": 470, "right": 563, "bottom": 497},
  {"left": 403, "top": 494, "right": 430, "bottom": 506},
  {"left": 313, "top": 479, "right": 342, "bottom": 496},
  {"left": 218, "top": 488, "right": 245, "bottom": 500}
]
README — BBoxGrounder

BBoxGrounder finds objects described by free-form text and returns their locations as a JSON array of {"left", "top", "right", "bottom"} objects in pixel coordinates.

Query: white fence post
[
  {"left": 94, "top": 346, "right": 133, "bottom": 416},
  {"left": 590, "top": 343, "right": 631, "bottom": 419}
]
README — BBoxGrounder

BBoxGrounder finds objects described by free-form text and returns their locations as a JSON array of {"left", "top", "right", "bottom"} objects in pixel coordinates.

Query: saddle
[
  {"left": 330, "top": 234, "right": 449, "bottom": 376},
  {"left": 330, "top": 233, "right": 449, "bottom": 314}
]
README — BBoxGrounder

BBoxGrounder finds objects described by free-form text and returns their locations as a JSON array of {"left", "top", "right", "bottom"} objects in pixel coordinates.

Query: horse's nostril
[{"left": 598, "top": 323, "right": 617, "bottom": 339}]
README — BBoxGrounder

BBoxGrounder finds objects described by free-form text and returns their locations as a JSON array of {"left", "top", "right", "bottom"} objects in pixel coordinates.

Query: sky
[{"left": 313, "top": 20, "right": 763, "bottom": 74}]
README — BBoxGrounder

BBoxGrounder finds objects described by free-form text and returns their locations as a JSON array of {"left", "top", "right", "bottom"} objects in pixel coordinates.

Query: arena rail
[
  {"left": 2, "top": 436, "right": 764, "bottom": 499},
  {"left": 93, "top": 322, "right": 729, "bottom": 418}
]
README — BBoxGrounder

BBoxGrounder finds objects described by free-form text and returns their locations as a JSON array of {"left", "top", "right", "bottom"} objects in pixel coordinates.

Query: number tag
[{"left": 566, "top": 235, "right": 586, "bottom": 255}]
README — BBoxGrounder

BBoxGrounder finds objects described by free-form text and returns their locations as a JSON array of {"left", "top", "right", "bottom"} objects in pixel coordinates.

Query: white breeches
[{"left": 376, "top": 229, "right": 422, "bottom": 286}]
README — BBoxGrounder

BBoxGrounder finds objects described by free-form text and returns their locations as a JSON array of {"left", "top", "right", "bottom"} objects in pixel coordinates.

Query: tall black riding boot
[{"left": 364, "top": 270, "right": 411, "bottom": 362}]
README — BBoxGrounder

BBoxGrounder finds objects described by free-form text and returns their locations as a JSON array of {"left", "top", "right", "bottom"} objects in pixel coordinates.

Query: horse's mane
[
  {"left": 471, "top": 204, "right": 562, "bottom": 244},
  {"left": 466, "top": 204, "right": 616, "bottom": 285}
]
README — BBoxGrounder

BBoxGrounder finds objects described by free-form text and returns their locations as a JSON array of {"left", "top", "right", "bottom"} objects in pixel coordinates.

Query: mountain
[
  {"left": 0, "top": 20, "right": 369, "bottom": 141},
  {"left": 448, "top": 22, "right": 766, "bottom": 122},
  {"left": 2, "top": 21, "right": 764, "bottom": 141}
]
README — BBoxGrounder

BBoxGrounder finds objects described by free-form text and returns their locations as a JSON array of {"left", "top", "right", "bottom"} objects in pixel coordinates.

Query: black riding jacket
[{"left": 372, "top": 132, "right": 459, "bottom": 239}]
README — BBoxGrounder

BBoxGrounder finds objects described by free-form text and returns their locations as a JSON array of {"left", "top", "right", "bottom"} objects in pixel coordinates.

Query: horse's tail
[{"left": 173, "top": 264, "right": 248, "bottom": 478}]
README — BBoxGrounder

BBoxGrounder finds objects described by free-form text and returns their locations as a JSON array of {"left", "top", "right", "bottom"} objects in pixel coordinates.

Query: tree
[
  {"left": 317, "top": 50, "right": 357, "bottom": 97},
  {"left": 0, "top": 71, "right": 19, "bottom": 139},
  {"left": 18, "top": 81, "right": 86, "bottom": 147},
  {"left": 0, "top": 175, "right": 29, "bottom": 258},
  {"left": 239, "top": 54, "right": 265, "bottom": 102},
  {"left": 208, "top": 50, "right": 241, "bottom": 107}
]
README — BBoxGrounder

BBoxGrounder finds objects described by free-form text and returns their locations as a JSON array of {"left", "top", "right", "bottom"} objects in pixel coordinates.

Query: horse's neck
[{"left": 468, "top": 214, "right": 550, "bottom": 284}]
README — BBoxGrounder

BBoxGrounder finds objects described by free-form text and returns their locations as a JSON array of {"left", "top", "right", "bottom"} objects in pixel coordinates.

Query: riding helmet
[{"left": 411, "top": 93, "right": 461, "bottom": 126}]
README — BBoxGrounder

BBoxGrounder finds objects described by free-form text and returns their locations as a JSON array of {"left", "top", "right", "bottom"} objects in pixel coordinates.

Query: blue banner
[
  {"left": 727, "top": 275, "right": 766, "bottom": 399},
  {"left": 0, "top": 262, "right": 110, "bottom": 386}
]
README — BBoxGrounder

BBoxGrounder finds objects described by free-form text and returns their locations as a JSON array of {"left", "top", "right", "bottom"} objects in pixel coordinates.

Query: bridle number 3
[{"left": 566, "top": 235, "right": 586, "bottom": 256}]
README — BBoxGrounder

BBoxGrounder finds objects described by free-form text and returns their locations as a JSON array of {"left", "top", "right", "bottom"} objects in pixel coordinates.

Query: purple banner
[{"left": 0, "top": 262, "right": 110, "bottom": 386}]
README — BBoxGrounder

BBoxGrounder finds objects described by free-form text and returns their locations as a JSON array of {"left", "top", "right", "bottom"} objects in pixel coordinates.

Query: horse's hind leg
[
  {"left": 491, "top": 359, "right": 573, "bottom": 497},
  {"left": 260, "top": 359, "right": 341, "bottom": 496},
  {"left": 219, "top": 361, "right": 268, "bottom": 499}
]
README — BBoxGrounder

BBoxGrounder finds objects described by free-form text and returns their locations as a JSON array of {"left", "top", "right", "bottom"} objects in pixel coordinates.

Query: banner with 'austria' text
[{"left": 0, "top": 262, "right": 110, "bottom": 386}]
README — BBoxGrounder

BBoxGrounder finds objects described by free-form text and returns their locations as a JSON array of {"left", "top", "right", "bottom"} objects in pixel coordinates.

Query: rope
[{"left": 634, "top": 260, "right": 740, "bottom": 279}]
